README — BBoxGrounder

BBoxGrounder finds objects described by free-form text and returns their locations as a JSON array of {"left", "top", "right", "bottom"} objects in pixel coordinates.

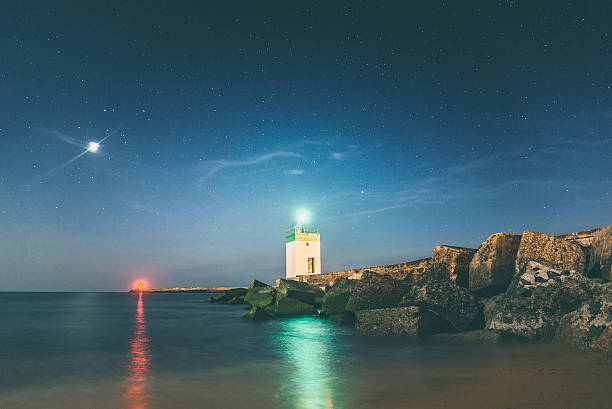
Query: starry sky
[{"left": 1, "top": 1, "right": 611, "bottom": 291}]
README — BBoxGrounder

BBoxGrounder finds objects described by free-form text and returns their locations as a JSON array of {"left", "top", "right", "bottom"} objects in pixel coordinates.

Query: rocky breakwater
[
  {"left": 210, "top": 224, "right": 612, "bottom": 355},
  {"left": 337, "top": 225, "right": 612, "bottom": 352}
]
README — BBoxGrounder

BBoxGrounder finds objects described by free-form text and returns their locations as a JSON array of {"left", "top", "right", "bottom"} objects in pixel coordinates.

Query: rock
[
  {"left": 321, "top": 278, "right": 357, "bottom": 317},
  {"left": 243, "top": 305, "right": 272, "bottom": 321},
  {"left": 555, "top": 298, "right": 612, "bottom": 353},
  {"left": 429, "top": 329, "right": 508, "bottom": 344},
  {"left": 327, "top": 312, "right": 356, "bottom": 326},
  {"left": 276, "top": 279, "right": 324, "bottom": 306},
  {"left": 401, "top": 275, "right": 482, "bottom": 331},
  {"left": 205, "top": 288, "right": 247, "bottom": 304},
  {"left": 226, "top": 295, "right": 245, "bottom": 305},
  {"left": 354, "top": 306, "right": 450, "bottom": 337},
  {"left": 488, "top": 261, "right": 607, "bottom": 340},
  {"left": 588, "top": 224, "right": 612, "bottom": 281},
  {"left": 205, "top": 293, "right": 224, "bottom": 303},
  {"left": 432, "top": 245, "right": 477, "bottom": 287},
  {"left": 244, "top": 284, "right": 276, "bottom": 308},
  {"left": 469, "top": 233, "right": 522, "bottom": 296},
  {"left": 248, "top": 279, "right": 269, "bottom": 289},
  {"left": 269, "top": 279, "right": 322, "bottom": 317},
  {"left": 346, "top": 271, "right": 408, "bottom": 312},
  {"left": 515, "top": 230, "right": 586, "bottom": 276},
  {"left": 275, "top": 297, "right": 317, "bottom": 317},
  {"left": 482, "top": 294, "right": 503, "bottom": 326}
]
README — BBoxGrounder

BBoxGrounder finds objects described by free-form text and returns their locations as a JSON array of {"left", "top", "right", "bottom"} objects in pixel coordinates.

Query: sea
[{"left": 1, "top": 292, "right": 611, "bottom": 409}]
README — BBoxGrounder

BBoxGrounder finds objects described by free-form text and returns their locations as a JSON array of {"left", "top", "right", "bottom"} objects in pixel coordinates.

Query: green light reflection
[{"left": 275, "top": 317, "right": 338, "bottom": 409}]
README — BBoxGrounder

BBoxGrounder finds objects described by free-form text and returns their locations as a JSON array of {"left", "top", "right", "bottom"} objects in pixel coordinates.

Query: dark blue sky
[{"left": 1, "top": 1, "right": 611, "bottom": 291}]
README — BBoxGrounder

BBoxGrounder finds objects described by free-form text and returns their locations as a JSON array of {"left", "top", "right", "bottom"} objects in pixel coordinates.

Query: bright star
[{"left": 87, "top": 141, "right": 100, "bottom": 152}]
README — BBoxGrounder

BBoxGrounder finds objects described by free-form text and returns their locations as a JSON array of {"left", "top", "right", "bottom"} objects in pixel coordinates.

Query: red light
[{"left": 131, "top": 278, "right": 149, "bottom": 292}]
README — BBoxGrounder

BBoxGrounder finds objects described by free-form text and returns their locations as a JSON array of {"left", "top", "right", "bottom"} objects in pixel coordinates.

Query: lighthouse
[{"left": 285, "top": 221, "right": 321, "bottom": 279}]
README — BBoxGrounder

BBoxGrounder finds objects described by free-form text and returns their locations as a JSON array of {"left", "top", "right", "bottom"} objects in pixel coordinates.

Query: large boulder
[
  {"left": 354, "top": 306, "right": 450, "bottom": 337},
  {"left": 275, "top": 297, "right": 317, "bottom": 317},
  {"left": 243, "top": 305, "right": 272, "bottom": 321},
  {"left": 469, "top": 233, "right": 522, "bottom": 296},
  {"left": 555, "top": 298, "right": 612, "bottom": 353},
  {"left": 488, "top": 261, "right": 606, "bottom": 340},
  {"left": 273, "top": 279, "right": 322, "bottom": 317},
  {"left": 346, "top": 271, "right": 408, "bottom": 312},
  {"left": 248, "top": 279, "right": 269, "bottom": 289},
  {"left": 243, "top": 281, "right": 276, "bottom": 320},
  {"left": 276, "top": 279, "right": 324, "bottom": 306},
  {"left": 244, "top": 283, "right": 276, "bottom": 308},
  {"left": 401, "top": 275, "right": 482, "bottom": 331},
  {"left": 321, "top": 278, "right": 357, "bottom": 317},
  {"left": 432, "top": 245, "right": 477, "bottom": 287},
  {"left": 588, "top": 224, "right": 612, "bottom": 281},
  {"left": 515, "top": 230, "right": 586, "bottom": 276}
]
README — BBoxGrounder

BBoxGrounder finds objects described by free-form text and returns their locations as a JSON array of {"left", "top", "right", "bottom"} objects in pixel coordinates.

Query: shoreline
[{"left": 129, "top": 286, "right": 247, "bottom": 293}]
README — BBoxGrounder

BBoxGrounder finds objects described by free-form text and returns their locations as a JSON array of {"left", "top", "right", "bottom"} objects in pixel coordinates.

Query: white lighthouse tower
[{"left": 285, "top": 220, "right": 321, "bottom": 279}]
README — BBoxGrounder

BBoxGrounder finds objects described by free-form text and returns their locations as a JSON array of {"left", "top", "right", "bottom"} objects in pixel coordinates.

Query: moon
[{"left": 87, "top": 141, "right": 100, "bottom": 152}]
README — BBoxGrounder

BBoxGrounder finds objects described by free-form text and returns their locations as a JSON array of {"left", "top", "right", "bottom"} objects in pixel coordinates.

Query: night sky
[{"left": 1, "top": 1, "right": 611, "bottom": 291}]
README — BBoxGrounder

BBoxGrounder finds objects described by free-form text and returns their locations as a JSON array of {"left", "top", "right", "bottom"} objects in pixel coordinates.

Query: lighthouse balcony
[{"left": 285, "top": 224, "right": 320, "bottom": 236}]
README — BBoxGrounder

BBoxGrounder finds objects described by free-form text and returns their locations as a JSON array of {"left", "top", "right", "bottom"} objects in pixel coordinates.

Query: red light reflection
[{"left": 123, "top": 292, "right": 150, "bottom": 409}]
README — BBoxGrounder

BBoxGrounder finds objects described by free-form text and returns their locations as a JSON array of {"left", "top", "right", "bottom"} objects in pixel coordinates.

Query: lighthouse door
[{"left": 308, "top": 257, "right": 315, "bottom": 274}]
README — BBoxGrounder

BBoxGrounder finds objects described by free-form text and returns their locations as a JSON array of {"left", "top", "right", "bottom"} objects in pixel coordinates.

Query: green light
[{"left": 296, "top": 208, "right": 310, "bottom": 223}]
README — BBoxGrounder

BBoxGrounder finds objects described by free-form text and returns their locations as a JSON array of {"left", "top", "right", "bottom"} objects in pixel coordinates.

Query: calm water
[{"left": 1, "top": 292, "right": 611, "bottom": 409}]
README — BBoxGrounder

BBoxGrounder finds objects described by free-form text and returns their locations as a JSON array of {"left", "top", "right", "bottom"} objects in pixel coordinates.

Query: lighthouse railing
[{"left": 285, "top": 225, "right": 320, "bottom": 236}]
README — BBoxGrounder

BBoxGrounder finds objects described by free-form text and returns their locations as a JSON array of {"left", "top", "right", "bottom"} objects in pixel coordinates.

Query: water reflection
[
  {"left": 276, "top": 317, "right": 337, "bottom": 409},
  {"left": 123, "top": 293, "right": 150, "bottom": 409}
]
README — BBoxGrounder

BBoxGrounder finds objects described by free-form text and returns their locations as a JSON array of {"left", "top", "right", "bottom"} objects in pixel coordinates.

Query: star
[{"left": 87, "top": 142, "right": 100, "bottom": 152}]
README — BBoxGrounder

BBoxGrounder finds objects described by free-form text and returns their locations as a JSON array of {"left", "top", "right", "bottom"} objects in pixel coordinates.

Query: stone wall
[
  {"left": 557, "top": 228, "right": 602, "bottom": 248},
  {"left": 292, "top": 258, "right": 434, "bottom": 286}
]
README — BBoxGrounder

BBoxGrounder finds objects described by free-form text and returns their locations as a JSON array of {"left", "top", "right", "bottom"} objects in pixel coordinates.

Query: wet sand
[{"left": 349, "top": 345, "right": 611, "bottom": 409}]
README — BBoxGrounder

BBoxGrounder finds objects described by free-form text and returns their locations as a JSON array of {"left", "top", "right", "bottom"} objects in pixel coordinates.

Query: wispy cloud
[
  {"left": 287, "top": 169, "right": 305, "bottom": 175},
  {"left": 330, "top": 152, "right": 347, "bottom": 160},
  {"left": 323, "top": 204, "right": 409, "bottom": 223},
  {"left": 199, "top": 151, "right": 302, "bottom": 182},
  {"left": 444, "top": 151, "right": 525, "bottom": 175},
  {"left": 320, "top": 178, "right": 453, "bottom": 225}
]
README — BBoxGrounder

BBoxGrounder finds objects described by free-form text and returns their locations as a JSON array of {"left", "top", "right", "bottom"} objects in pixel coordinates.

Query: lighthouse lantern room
[{"left": 285, "top": 222, "right": 321, "bottom": 279}]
